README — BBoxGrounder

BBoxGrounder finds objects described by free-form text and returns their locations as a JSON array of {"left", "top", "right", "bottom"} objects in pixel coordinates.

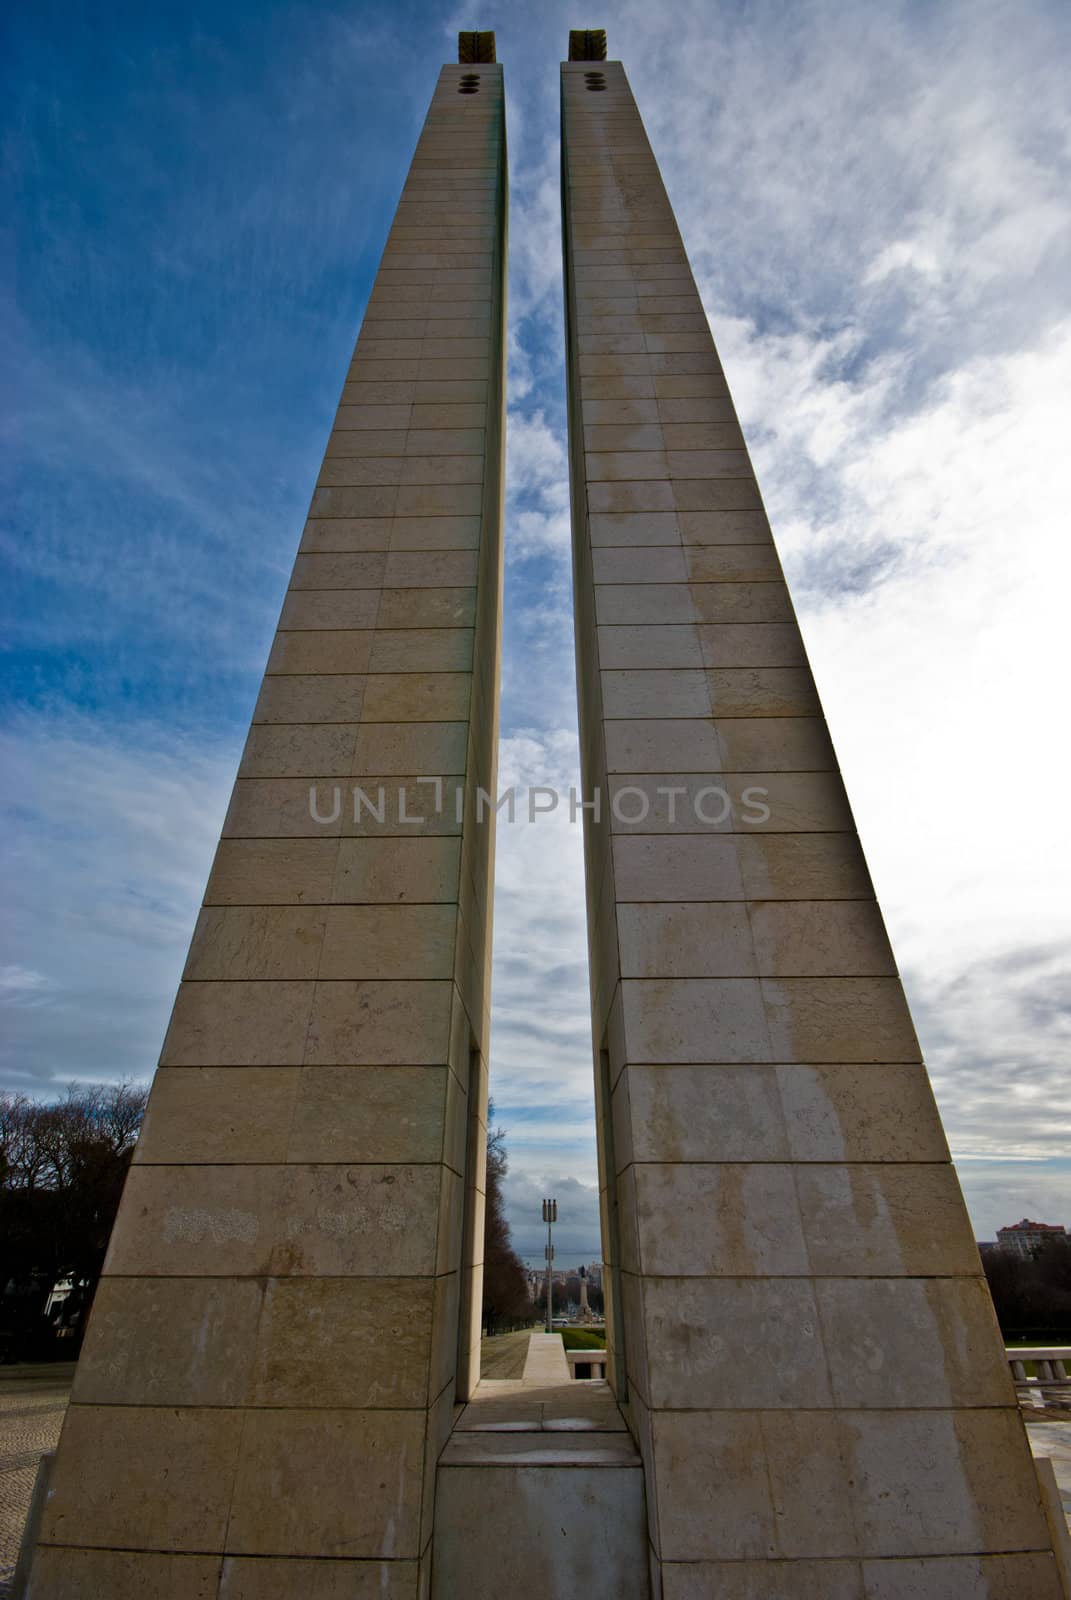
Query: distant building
[{"left": 996, "top": 1218, "right": 1068, "bottom": 1259}]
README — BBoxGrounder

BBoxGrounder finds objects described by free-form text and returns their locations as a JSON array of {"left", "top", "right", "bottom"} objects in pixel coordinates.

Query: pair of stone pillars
[{"left": 28, "top": 31, "right": 1059, "bottom": 1600}]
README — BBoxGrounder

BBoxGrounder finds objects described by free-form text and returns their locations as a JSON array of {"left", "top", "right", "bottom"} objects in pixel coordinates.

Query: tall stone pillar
[
  {"left": 31, "top": 48, "right": 506, "bottom": 1600},
  {"left": 561, "top": 48, "right": 1059, "bottom": 1599}
]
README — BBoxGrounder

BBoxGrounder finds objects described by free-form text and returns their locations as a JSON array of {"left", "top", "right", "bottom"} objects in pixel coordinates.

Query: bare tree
[{"left": 1, "top": 1081, "right": 148, "bottom": 1358}]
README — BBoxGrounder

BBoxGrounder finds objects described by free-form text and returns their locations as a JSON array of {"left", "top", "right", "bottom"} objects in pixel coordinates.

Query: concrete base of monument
[{"left": 431, "top": 1335, "right": 650, "bottom": 1598}]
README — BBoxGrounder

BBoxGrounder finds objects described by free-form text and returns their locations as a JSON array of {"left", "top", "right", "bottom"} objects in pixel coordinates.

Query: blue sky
[{"left": 5, "top": 0, "right": 1070, "bottom": 1262}]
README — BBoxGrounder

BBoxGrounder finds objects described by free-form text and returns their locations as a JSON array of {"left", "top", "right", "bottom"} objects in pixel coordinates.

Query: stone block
[
  {"left": 762, "top": 976, "right": 921, "bottom": 1062},
  {"left": 602, "top": 665, "right": 708, "bottom": 716},
  {"left": 384, "top": 549, "right": 479, "bottom": 587},
  {"left": 105, "top": 1164, "right": 278, "bottom": 1276},
  {"left": 28, "top": 1548, "right": 223, "bottom": 1598},
  {"left": 622, "top": 1063, "right": 788, "bottom": 1162},
  {"left": 660, "top": 1561, "right": 862, "bottom": 1600},
  {"left": 72, "top": 1277, "right": 264, "bottom": 1406},
  {"left": 226, "top": 1409, "right": 425, "bottom": 1558},
  {"left": 583, "top": 398, "right": 661, "bottom": 424},
  {"left": 351, "top": 721, "right": 468, "bottom": 774},
  {"left": 134, "top": 1067, "right": 298, "bottom": 1165},
  {"left": 601, "top": 772, "right": 833, "bottom": 834},
  {"left": 696, "top": 623, "right": 805, "bottom": 666},
  {"left": 589, "top": 509, "right": 681, "bottom": 545},
  {"left": 649, "top": 1411, "right": 773, "bottom": 1561},
  {"left": 268, "top": 630, "right": 374, "bottom": 674},
  {"left": 588, "top": 479, "right": 674, "bottom": 513},
  {"left": 621, "top": 976, "right": 773, "bottom": 1064},
  {"left": 317, "top": 903, "right": 457, "bottom": 978},
  {"left": 277, "top": 1165, "right": 444, "bottom": 1277},
  {"left": 239, "top": 725, "right": 358, "bottom": 778},
  {"left": 617, "top": 902, "right": 755, "bottom": 977},
  {"left": 220, "top": 1558, "right": 419, "bottom": 1599},
  {"left": 584, "top": 422, "right": 665, "bottom": 451},
  {"left": 304, "top": 979, "right": 454, "bottom": 1064},
  {"left": 394, "top": 482, "right": 483, "bottom": 516},
  {"left": 161, "top": 980, "right": 316, "bottom": 1066},
  {"left": 843, "top": 1408, "right": 1049, "bottom": 1557},
  {"left": 342, "top": 776, "right": 465, "bottom": 835},
  {"left": 631, "top": 1162, "right": 807, "bottom": 1273},
  {"left": 688, "top": 580, "right": 793, "bottom": 623},
  {"left": 598, "top": 624, "right": 702, "bottom": 668},
  {"left": 309, "top": 485, "right": 399, "bottom": 518},
  {"left": 253, "top": 675, "right": 366, "bottom": 724},
  {"left": 707, "top": 666, "right": 820, "bottom": 716},
  {"left": 644, "top": 1276, "right": 832, "bottom": 1407},
  {"left": 594, "top": 547, "right": 687, "bottom": 583},
  {"left": 762, "top": 1411, "right": 860, "bottom": 1558},
  {"left": 388, "top": 516, "right": 482, "bottom": 551},
  {"left": 612, "top": 836, "right": 745, "bottom": 900},
  {"left": 299, "top": 517, "right": 394, "bottom": 553},
  {"left": 279, "top": 590, "right": 380, "bottom": 630},
  {"left": 286, "top": 1065, "right": 450, "bottom": 1164},
  {"left": 749, "top": 900, "right": 896, "bottom": 976},
  {"left": 796, "top": 1164, "right": 979, "bottom": 1275},
  {"left": 330, "top": 837, "right": 461, "bottom": 903},
  {"left": 432, "top": 1461, "right": 649, "bottom": 1599},
  {"left": 223, "top": 783, "right": 345, "bottom": 839},
  {"left": 250, "top": 1276, "right": 434, "bottom": 1407},
  {"left": 368, "top": 628, "right": 474, "bottom": 671},
  {"left": 816, "top": 1277, "right": 1015, "bottom": 1408},
  {"left": 775, "top": 1063, "right": 950, "bottom": 1161},
  {"left": 184, "top": 907, "right": 327, "bottom": 981},
  {"left": 39, "top": 1404, "right": 243, "bottom": 1552},
  {"left": 206, "top": 838, "right": 340, "bottom": 902},
  {"left": 604, "top": 717, "right": 722, "bottom": 772},
  {"left": 860, "top": 1554, "right": 1063, "bottom": 1599},
  {"left": 716, "top": 715, "right": 836, "bottom": 771},
  {"left": 361, "top": 671, "right": 472, "bottom": 721},
  {"left": 737, "top": 832, "right": 873, "bottom": 896},
  {"left": 725, "top": 771, "right": 855, "bottom": 832}
]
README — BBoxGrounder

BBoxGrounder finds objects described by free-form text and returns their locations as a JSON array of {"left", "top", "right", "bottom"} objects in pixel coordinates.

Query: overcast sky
[{"left": 5, "top": 0, "right": 1069, "bottom": 1262}]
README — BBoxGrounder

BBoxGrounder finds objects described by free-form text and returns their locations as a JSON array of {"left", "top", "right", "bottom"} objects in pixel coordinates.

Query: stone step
[
  {"left": 432, "top": 1433, "right": 649, "bottom": 1599},
  {"left": 440, "top": 1428, "right": 641, "bottom": 1467}
]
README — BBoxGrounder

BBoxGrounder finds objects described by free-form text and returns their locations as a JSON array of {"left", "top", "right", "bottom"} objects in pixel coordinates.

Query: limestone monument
[
  {"left": 560, "top": 32, "right": 1060, "bottom": 1598},
  {"left": 24, "top": 26, "right": 1061, "bottom": 1600},
  {"left": 28, "top": 40, "right": 506, "bottom": 1598}
]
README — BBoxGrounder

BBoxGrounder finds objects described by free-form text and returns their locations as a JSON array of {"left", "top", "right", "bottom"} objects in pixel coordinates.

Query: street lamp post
[{"left": 542, "top": 1197, "right": 557, "bottom": 1334}]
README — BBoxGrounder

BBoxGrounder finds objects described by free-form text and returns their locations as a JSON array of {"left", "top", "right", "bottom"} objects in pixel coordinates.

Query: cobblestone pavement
[{"left": 0, "top": 1365, "right": 73, "bottom": 1599}]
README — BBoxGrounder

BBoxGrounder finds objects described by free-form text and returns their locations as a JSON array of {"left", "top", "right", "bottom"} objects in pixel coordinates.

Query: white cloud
[{"left": 0, "top": 711, "right": 235, "bottom": 1092}]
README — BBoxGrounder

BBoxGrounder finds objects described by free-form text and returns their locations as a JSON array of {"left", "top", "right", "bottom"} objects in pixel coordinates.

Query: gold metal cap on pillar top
[
  {"left": 458, "top": 30, "right": 496, "bottom": 62},
  {"left": 568, "top": 28, "right": 607, "bottom": 60}
]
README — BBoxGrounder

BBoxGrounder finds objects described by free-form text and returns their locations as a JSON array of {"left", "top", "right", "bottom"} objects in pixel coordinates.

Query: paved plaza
[
  {"left": 0, "top": 1365, "right": 74, "bottom": 1598},
  {"left": 1, "top": 1351, "right": 1069, "bottom": 1597}
]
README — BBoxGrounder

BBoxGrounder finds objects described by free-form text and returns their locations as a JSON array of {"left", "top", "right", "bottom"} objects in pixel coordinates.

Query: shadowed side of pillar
[{"left": 28, "top": 48, "right": 507, "bottom": 1600}]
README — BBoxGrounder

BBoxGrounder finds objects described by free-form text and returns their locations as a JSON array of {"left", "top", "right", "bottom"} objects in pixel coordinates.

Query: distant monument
[
  {"left": 24, "top": 27, "right": 1061, "bottom": 1600},
  {"left": 578, "top": 1263, "right": 592, "bottom": 1323}
]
